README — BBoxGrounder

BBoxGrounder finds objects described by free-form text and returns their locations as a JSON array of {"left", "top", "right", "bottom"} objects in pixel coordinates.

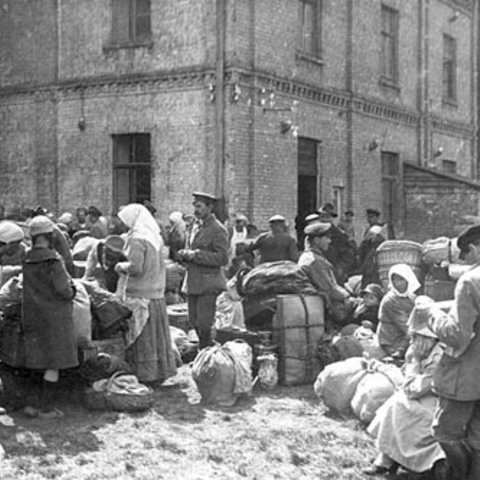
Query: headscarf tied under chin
[
  {"left": 169, "top": 211, "right": 186, "bottom": 233},
  {"left": 388, "top": 263, "right": 421, "bottom": 298},
  {"left": 118, "top": 203, "right": 163, "bottom": 253}
]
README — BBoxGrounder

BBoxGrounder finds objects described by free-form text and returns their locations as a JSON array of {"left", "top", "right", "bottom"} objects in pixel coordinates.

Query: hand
[
  {"left": 114, "top": 262, "right": 129, "bottom": 274},
  {"left": 177, "top": 249, "right": 195, "bottom": 262}
]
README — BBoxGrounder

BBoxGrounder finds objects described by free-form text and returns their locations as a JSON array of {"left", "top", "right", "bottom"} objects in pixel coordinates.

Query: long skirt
[
  {"left": 126, "top": 298, "right": 177, "bottom": 383},
  {"left": 368, "top": 391, "right": 445, "bottom": 472}
]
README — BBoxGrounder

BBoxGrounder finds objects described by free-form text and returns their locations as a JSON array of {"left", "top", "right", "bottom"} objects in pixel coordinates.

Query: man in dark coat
[
  {"left": 246, "top": 214, "right": 299, "bottom": 264},
  {"left": 426, "top": 224, "right": 480, "bottom": 479},
  {"left": 23, "top": 215, "right": 78, "bottom": 418},
  {"left": 178, "top": 192, "right": 229, "bottom": 349}
]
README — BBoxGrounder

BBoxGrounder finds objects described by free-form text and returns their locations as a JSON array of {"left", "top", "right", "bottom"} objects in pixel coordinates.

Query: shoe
[
  {"left": 362, "top": 464, "right": 398, "bottom": 476},
  {"left": 23, "top": 406, "right": 39, "bottom": 418},
  {"left": 37, "top": 408, "right": 65, "bottom": 419}
]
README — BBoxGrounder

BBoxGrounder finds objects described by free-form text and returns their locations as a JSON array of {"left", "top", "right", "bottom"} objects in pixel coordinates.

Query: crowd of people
[{"left": 2, "top": 196, "right": 479, "bottom": 479}]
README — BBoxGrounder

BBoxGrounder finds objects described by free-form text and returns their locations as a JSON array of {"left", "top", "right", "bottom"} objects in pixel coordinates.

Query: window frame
[
  {"left": 112, "top": 133, "right": 152, "bottom": 210},
  {"left": 442, "top": 34, "right": 457, "bottom": 103},
  {"left": 298, "top": 0, "right": 322, "bottom": 59},
  {"left": 111, "top": 0, "right": 152, "bottom": 48},
  {"left": 380, "top": 4, "right": 400, "bottom": 85}
]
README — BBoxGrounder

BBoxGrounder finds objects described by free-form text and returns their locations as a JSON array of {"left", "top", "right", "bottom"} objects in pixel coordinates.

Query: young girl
[
  {"left": 376, "top": 263, "right": 421, "bottom": 360},
  {"left": 23, "top": 215, "right": 78, "bottom": 418},
  {"left": 365, "top": 296, "right": 445, "bottom": 477},
  {"left": 352, "top": 283, "right": 385, "bottom": 329}
]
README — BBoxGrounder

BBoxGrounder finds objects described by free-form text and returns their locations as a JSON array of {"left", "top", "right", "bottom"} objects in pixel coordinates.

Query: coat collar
[{"left": 25, "top": 246, "right": 58, "bottom": 264}]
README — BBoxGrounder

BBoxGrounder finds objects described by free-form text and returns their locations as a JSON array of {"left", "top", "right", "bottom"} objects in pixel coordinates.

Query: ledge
[
  {"left": 442, "top": 97, "right": 459, "bottom": 108},
  {"left": 295, "top": 51, "right": 324, "bottom": 67},
  {"left": 103, "top": 41, "right": 154, "bottom": 52},
  {"left": 379, "top": 77, "right": 401, "bottom": 94}
]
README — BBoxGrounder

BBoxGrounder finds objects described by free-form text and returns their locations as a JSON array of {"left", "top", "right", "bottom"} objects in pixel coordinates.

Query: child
[
  {"left": 376, "top": 263, "right": 421, "bottom": 361},
  {"left": 365, "top": 296, "right": 445, "bottom": 477},
  {"left": 352, "top": 283, "right": 385, "bottom": 329},
  {"left": 23, "top": 215, "right": 78, "bottom": 418}
]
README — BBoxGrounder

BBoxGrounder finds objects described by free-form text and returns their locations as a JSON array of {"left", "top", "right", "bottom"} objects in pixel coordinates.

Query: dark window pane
[{"left": 113, "top": 0, "right": 131, "bottom": 44}]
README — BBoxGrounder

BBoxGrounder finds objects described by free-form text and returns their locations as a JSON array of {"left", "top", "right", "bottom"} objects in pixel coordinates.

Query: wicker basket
[
  {"left": 105, "top": 372, "right": 154, "bottom": 412},
  {"left": 376, "top": 240, "right": 423, "bottom": 290},
  {"left": 82, "top": 386, "right": 110, "bottom": 411},
  {"left": 424, "top": 278, "right": 457, "bottom": 302}
]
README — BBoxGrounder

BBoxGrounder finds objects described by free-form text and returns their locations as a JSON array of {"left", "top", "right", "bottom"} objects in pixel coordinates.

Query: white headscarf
[
  {"left": 169, "top": 211, "right": 186, "bottom": 233},
  {"left": 118, "top": 204, "right": 163, "bottom": 253},
  {"left": 0, "top": 220, "right": 25, "bottom": 244},
  {"left": 388, "top": 263, "right": 421, "bottom": 298}
]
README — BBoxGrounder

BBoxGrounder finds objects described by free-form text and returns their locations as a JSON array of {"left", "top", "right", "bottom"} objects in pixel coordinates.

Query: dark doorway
[
  {"left": 296, "top": 137, "right": 319, "bottom": 249},
  {"left": 381, "top": 151, "right": 399, "bottom": 239}
]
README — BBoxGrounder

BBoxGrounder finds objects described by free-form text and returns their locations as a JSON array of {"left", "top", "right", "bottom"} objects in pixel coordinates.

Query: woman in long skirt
[{"left": 115, "top": 204, "right": 177, "bottom": 384}]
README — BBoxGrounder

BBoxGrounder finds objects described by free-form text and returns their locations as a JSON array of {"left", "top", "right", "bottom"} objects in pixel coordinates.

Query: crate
[
  {"left": 424, "top": 279, "right": 456, "bottom": 302},
  {"left": 80, "top": 337, "right": 126, "bottom": 363},
  {"left": 0, "top": 319, "right": 24, "bottom": 367},
  {"left": 167, "top": 304, "right": 191, "bottom": 333}
]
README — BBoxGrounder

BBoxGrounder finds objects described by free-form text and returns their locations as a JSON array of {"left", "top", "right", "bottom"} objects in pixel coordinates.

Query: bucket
[{"left": 376, "top": 240, "right": 423, "bottom": 290}]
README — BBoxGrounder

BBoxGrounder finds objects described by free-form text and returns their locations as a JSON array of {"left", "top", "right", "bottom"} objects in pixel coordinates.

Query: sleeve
[
  {"left": 402, "top": 347, "right": 442, "bottom": 399},
  {"left": 307, "top": 260, "right": 349, "bottom": 302},
  {"left": 83, "top": 242, "right": 100, "bottom": 279},
  {"left": 245, "top": 232, "right": 267, "bottom": 253},
  {"left": 52, "top": 258, "right": 76, "bottom": 301},
  {"left": 429, "top": 277, "right": 478, "bottom": 353},
  {"left": 124, "top": 239, "right": 147, "bottom": 277},
  {"left": 288, "top": 238, "right": 299, "bottom": 262},
  {"left": 191, "top": 227, "right": 229, "bottom": 267},
  {"left": 54, "top": 228, "right": 74, "bottom": 274}
]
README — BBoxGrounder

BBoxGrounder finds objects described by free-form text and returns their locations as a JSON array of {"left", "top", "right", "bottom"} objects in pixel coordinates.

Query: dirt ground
[{"left": 0, "top": 364, "right": 430, "bottom": 480}]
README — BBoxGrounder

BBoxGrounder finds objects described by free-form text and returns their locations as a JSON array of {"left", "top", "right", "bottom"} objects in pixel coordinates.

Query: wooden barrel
[
  {"left": 376, "top": 240, "right": 423, "bottom": 290},
  {"left": 272, "top": 294, "right": 325, "bottom": 386}
]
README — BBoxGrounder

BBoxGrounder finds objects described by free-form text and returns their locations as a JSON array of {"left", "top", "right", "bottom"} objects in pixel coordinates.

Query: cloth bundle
[
  {"left": 241, "top": 261, "right": 317, "bottom": 300},
  {"left": 192, "top": 340, "right": 253, "bottom": 407}
]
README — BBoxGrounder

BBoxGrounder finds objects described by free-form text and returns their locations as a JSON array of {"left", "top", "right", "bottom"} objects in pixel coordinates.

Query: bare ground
[{"left": 0, "top": 365, "right": 429, "bottom": 480}]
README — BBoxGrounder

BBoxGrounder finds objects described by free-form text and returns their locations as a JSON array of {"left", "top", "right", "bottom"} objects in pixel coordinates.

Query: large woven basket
[
  {"left": 376, "top": 240, "right": 423, "bottom": 290},
  {"left": 105, "top": 372, "right": 154, "bottom": 412}
]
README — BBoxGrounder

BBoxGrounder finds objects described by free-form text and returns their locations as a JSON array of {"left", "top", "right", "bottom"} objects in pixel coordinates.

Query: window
[
  {"left": 112, "top": 0, "right": 151, "bottom": 46},
  {"left": 113, "top": 134, "right": 152, "bottom": 209},
  {"left": 381, "top": 151, "right": 400, "bottom": 236},
  {"left": 443, "top": 35, "right": 457, "bottom": 102},
  {"left": 442, "top": 159, "right": 457, "bottom": 174},
  {"left": 381, "top": 5, "right": 399, "bottom": 83},
  {"left": 298, "top": 0, "right": 321, "bottom": 57}
]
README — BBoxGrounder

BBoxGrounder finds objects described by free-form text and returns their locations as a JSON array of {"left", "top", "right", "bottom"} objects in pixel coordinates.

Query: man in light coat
[
  {"left": 427, "top": 224, "right": 480, "bottom": 479},
  {"left": 178, "top": 192, "right": 229, "bottom": 349}
]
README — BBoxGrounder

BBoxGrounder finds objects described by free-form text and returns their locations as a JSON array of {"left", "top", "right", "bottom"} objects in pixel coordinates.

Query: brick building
[{"left": 0, "top": 0, "right": 478, "bottom": 241}]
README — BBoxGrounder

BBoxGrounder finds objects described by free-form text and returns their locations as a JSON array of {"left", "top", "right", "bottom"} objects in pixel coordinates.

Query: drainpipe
[
  {"left": 345, "top": 0, "right": 353, "bottom": 210},
  {"left": 215, "top": 0, "right": 226, "bottom": 207}
]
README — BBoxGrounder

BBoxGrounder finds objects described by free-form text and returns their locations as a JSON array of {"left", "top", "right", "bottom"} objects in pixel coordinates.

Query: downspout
[
  {"left": 53, "top": 0, "right": 60, "bottom": 212},
  {"left": 345, "top": 0, "right": 353, "bottom": 209},
  {"left": 215, "top": 0, "right": 226, "bottom": 207},
  {"left": 474, "top": 0, "right": 479, "bottom": 180},
  {"left": 417, "top": 0, "right": 424, "bottom": 166},
  {"left": 423, "top": 0, "right": 430, "bottom": 163}
]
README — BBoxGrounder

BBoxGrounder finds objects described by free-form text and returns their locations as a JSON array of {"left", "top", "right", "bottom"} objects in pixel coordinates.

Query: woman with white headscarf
[
  {"left": 115, "top": 204, "right": 177, "bottom": 384},
  {"left": 376, "top": 263, "right": 421, "bottom": 360}
]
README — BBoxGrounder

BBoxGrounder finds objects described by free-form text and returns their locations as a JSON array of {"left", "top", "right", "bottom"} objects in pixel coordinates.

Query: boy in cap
[
  {"left": 178, "top": 192, "right": 229, "bottom": 349},
  {"left": 298, "top": 222, "right": 353, "bottom": 325},
  {"left": 246, "top": 214, "right": 298, "bottom": 264},
  {"left": 22, "top": 216, "right": 78, "bottom": 418},
  {"left": 423, "top": 224, "right": 480, "bottom": 479}
]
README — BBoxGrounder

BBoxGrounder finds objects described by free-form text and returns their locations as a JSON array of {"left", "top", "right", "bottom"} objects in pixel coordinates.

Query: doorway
[{"left": 296, "top": 137, "right": 320, "bottom": 248}]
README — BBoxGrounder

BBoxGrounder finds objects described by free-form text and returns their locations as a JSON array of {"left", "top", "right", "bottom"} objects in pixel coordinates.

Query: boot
[
  {"left": 467, "top": 450, "right": 480, "bottom": 480},
  {"left": 198, "top": 328, "right": 212, "bottom": 350},
  {"left": 439, "top": 441, "right": 471, "bottom": 480}
]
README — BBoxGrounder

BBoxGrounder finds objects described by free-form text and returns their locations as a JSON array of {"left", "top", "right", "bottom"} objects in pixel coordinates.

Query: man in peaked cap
[
  {"left": 298, "top": 222, "right": 352, "bottom": 325},
  {"left": 178, "top": 191, "right": 229, "bottom": 350},
  {"left": 245, "top": 214, "right": 298, "bottom": 264},
  {"left": 424, "top": 224, "right": 480, "bottom": 478}
]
